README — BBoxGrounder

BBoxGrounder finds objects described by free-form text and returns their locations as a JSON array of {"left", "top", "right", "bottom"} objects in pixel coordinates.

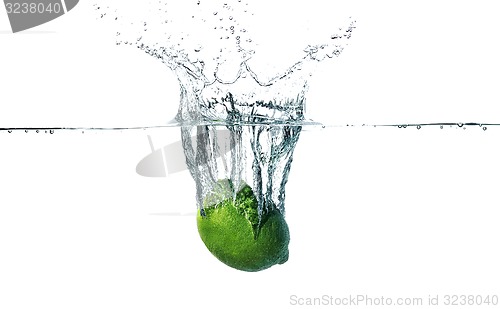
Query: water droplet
[
  {"left": 416, "top": 125, "right": 421, "bottom": 130},
  {"left": 213, "top": 11, "right": 218, "bottom": 15},
  {"left": 483, "top": 126, "right": 487, "bottom": 131},
  {"left": 440, "top": 125, "right": 443, "bottom": 129},
  {"left": 458, "top": 122, "right": 463, "bottom": 128},
  {"left": 397, "top": 125, "right": 402, "bottom": 128},
  {"left": 49, "top": 129, "right": 54, "bottom": 134},
  {"left": 229, "top": 16, "right": 233, "bottom": 20},
  {"left": 25, "top": 130, "right": 28, "bottom": 133},
  {"left": 8, "top": 130, "right": 12, "bottom": 133},
  {"left": 36, "top": 130, "right": 39, "bottom": 133}
]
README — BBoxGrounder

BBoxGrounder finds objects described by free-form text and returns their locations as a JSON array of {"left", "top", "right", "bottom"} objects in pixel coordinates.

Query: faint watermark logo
[
  {"left": 3, "top": 0, "right": 79, "bottom": 33},
  {"left": 138, "top": 129, "right": 233, "bottom": 217},
  {"left": 136, "top": 129, "right": 233, "bottom": 177}
]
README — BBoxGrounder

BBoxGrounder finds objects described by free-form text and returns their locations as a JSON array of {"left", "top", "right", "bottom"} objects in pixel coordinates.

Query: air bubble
[
  {"left": 8, "top": 130, "right": 12, "bottom": 133},
  {"left": 458, "top": 123, "right": 463, "bottom": 128},
  {"left": 36, "top": 130, "right": 39, "bottom": 133},
  {"left": 440, "top": 125, "right": 443, "bottom": 129},
  {"left": 416, "top": 125, "right": 421, "bottom": 130},
  {"left": 49, "top": 130, "right": 54, "bottom": 134},
  {"left": 483, "top": 126, "right": 487, "bottom": 131}
]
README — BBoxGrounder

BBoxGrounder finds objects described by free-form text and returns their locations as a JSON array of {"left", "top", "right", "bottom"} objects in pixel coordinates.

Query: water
[
  {"left": 1, "top": 124, "right": 495, "bottom": 218},
  {"left": 1, "top": 122, "right": 496, "bottom": 133}
]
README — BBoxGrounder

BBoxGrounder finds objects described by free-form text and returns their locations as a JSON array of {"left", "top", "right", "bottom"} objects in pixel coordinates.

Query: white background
[{"left": 1, "top": 1, "right": 499, "bottom": 308}]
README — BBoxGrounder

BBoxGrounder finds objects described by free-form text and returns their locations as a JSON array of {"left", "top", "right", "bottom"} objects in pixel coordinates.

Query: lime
[{"left": 197, "top": 180, "right": 290, "bottom": 272}]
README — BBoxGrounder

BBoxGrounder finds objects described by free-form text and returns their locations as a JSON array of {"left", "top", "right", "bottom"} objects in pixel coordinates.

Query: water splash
[
  {"left": 98, "top": 0, "right": 355, "bottom": 126},
  {"left": 92, "top": 0, "right": 358, "bottom": 220}
]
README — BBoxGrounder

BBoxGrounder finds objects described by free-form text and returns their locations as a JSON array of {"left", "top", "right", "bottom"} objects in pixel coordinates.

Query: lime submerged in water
[{"left": 197, "top": 179, "right": 290, "bottom": 272}]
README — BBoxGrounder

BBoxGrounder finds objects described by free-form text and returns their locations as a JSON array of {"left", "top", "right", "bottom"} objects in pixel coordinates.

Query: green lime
[{"left": 197, "top": 179, "right": 290, "bottom": 272}]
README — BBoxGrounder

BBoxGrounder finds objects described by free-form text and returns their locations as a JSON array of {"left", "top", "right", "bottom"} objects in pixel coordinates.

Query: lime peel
[{"left": 197, "top": 179, "right": 290, "bottom": 272}]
